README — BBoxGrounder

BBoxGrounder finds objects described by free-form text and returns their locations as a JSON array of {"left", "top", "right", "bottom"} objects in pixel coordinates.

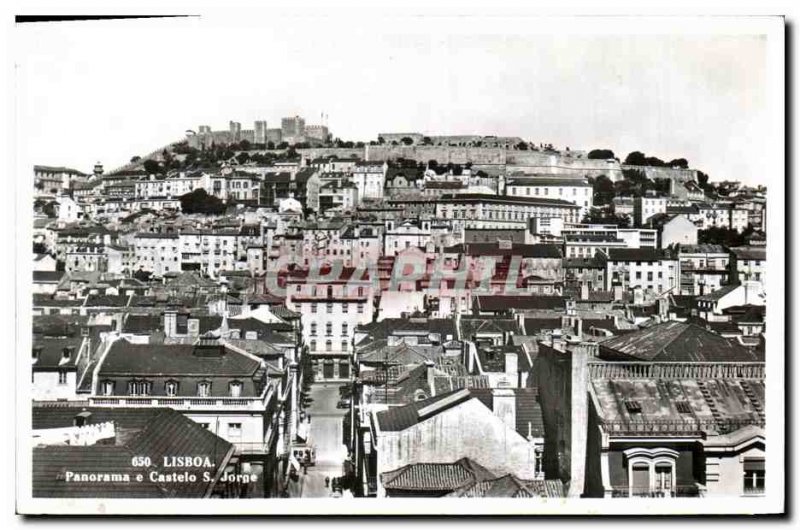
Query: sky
[{"left": 14, "top": 15, "right": 774, "bottom": 185}]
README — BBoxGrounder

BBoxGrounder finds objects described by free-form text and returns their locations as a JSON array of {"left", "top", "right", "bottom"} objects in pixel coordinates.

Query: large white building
[
  {"left": 505, "top": 176, "right": 593, "bottom": 217},
  {"left": 605, "top": 248, "right": 680, "bottom": 294},
  {"left": 352, "top": 161, "right": 387, "bottom": 202},
  {"left": 284, "top": 267, "right": 375, "bottom": 382}
]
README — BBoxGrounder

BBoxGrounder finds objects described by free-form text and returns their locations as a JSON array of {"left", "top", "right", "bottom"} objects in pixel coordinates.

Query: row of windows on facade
[
  {"left": 296, "top": 286, "right": 367, "bottom": 297},
  {"left": 509, "top": 187, "right": 590, "bottom": 197},
  {"left": 309, "top": 339, "right": 350, "bottom": 352},
  {"left": 307, "top": 302, "right": 364, "bottom": 314},
  {"left": 99, "top": 380, "right": 243, "bottom": 397},
  {"left": 309, "top": 322, "right": 350, "bottom": 336},
  {"left": 626, "top": 457, "right": 764, "bottom": 496}
]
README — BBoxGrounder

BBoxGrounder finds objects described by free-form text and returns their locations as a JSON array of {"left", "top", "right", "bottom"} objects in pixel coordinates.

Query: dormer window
[
  {"left": 197, "top": 381, "right": 211, "bottom": 397},
  {"left": 62, "top": 347, "right": 73, "bottom": 362},
  {"left": 100, "top": 380, "right": 115, "bottom": 396},
  {"left": 128, "top": 380, "right": 152, "bottom": 396},
  {"left": 624, "top": 400, "right": 642, "bottom": 414},
  {"left": 229, "top": 381, "right": 242, "bottom": 398},
  {"left": 165, "top": 380, "right": 179, "bottom": 397}
]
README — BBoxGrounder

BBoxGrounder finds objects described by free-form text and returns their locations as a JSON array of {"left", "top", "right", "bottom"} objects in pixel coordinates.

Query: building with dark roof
[
  {"left": 536, "top": 339, "right": 765, "bottom": 498},
  {"left": 32, "top": 406, "right": 239, "bottom": 498},
  {"left": 360, "top": 388, "right": 545, "bottom": 497}
]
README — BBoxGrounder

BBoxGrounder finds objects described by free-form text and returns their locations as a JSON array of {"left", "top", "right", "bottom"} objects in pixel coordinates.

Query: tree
[
  {"left": 130, "top": 155, "right": 141, "bottom": 164},
  {"left": 421, "top": 136, "right": 432, "bottom": 145},
  {"left": 266, "top": 141, "right": 275, "bottom": 150},
  {"left": 588, "top": 149, "right": 615, "bottom": 160},
  {"left": 515, "top": 141, "right": 529, "bottom": 150},
  {"left": 277, "top": 142, "right": 289, "bottom": 150},
  {"left": 668, "top": 158, "right": 689, "bottom": 169},
  {"left": 589, "top": 175, "right": 616, "bottom": 205},
  {"left": 698, "top": 226, "right": 750, "bottom": 247},
  {"left": 624, "top": 151, "right": 647, "bottom": 165},
  {"left": 235, "top": 152, "right": 250, "bottom": 164},
  {"left": 581, "top": 206, "right": 631, "bottom": 227},
  {"left": 143, "top": 159, "right": 161, "bottom": 174},
  {"left": 401, "top": 136, "right": 414, "bottom": 146},
  {"left": 179, "top": 189, "right": 226, "bottom": 215},
  {"left": 239, "top": 139, "right": 251, "bottom": 151}
]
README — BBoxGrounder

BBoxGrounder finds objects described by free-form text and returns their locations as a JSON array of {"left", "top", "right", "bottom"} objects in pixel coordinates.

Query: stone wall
[{"left": 365, "top": 145, "right": 508, "bottom": 165}]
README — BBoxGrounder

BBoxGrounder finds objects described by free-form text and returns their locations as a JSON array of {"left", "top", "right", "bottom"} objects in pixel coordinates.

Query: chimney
[
  {"left": 574, "top": 317, "right": 583, "bottom": 338},
  {"left": 504, "top": 351, "right": 518, "bottom": 384},
  {"left": 567, "top": 343, "right": 590, "bottom": 497},
  {"left": 633, "top": 286, "right": 644, "bottom": 305},
  {"left": 658, "top": 297, "right": 668, "bottom": 321},
  {"left": 491, "top": 388, "right": 517, "bottom": 432},
  {"left": 613, "top": 284, "right": 623, "bottom": 302},
  {"left": 580, "top": 282, "right": 589, "bottom": 300},
  {"left": 163, "top": 310, "right": 177, "bottom": 338},
  {"left": 424, "top": 360, "right": 436, "bottom": 396},
  {"left": 74, "top": 410, "right": 92, "bottom": 427}
]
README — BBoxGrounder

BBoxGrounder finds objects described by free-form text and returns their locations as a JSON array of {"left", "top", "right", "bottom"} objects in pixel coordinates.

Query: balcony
[
  {"left": 611, "top": 485, "right": 701, "bottom": 498},
  {"left": 601, "top": 418, "right": 764, "bottom": 436},
  {"left": 89, "top": 396, "right": 268, "bottom": 411}
]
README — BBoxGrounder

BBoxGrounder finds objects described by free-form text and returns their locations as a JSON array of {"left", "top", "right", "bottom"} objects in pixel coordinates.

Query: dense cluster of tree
[
  {"left": 624, "top": 151, "right": 689, "bottom": 168},
  {"left": 581, "top": 206, "right": 631, "bottom": 228},
  {"left": 698, "top": 225, "right": 756, "bottom": 247},
  {"left": 179, "top": 189, "right": 226, "bottom": 215},
  {"left": 587, "top": 149, "right": 616, "bottom": 160},
  {"left": 587, "top": 170, "right": 671, "bottom": 206}
]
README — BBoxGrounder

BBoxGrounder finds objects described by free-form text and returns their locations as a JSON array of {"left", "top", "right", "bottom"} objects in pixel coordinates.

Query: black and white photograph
[{"left": 10, "top": 3, "right": 787, "bottom": 517}]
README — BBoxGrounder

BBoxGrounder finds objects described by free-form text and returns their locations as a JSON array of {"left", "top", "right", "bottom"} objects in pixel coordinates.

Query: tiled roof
[
  {"left": 697, "top": 283, "right": 740, "bottom": 302},
  {"left": 608, "top": 248, "right": 670, "bottom": 262},
  {"left": 376, "top": 389, "right": 472, "bottom": 432},
  {"left": 463, "top": 243, "right": 562, "bottom": 259},
  {"left": 381, "top": 457, "right": 495, "bottom": 492},
  {"left": 98, "top": 339, "right": 262, "bottom": 377},
  {"left": 475, "top": 296, "right": 567, "bottom": 312},
  {"left": 470, "top": 387, "right": 544, "bottom": 438},
  {"left": 459, "top": 316, "right": 519, "bottom": 339},
  {"left": 591, "top": 376, "right": 765, "bottom": 435},
  {"left": 32, "top": 337, "right": 82, "bottom": 369},
  {"left": 84, "top": 294, "right": 129, "bottom": 308},
  {"left": 449, "top": 476, "right": 566, "bottom": 498},
  {"left": 32, "top": 407, "right": 233, "bottom": 498},
  {"left": 730, "top": 246, "right": 767, "bottom": 260},
  {"left": 33, "top": 271, "right": 65, "bottom": 283},
  {"left": 598, "top": 321, "right": 762, "bottom": 362}
]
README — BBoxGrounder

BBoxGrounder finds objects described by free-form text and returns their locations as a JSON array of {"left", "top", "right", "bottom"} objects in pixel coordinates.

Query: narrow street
[{"left": 297, "top": 383, "right": 348, "bottom": 498}]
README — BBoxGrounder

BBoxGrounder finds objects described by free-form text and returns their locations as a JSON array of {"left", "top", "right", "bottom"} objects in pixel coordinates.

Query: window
[
  {"left": 341, "top": 322, "right": 348, "bottom": 335},
  {"left": 654, "top": 464, "right": 673, "bottom": 494},
  {"left": 309, "top": 339, "right": 317, "bottom": 351},
  {"left": 100, "top": 380, "right": 114, "bottom": 396},
  {"left": 631, "top": 463, "right": 649, "bottom": 492},
  {"left": 227, "top": 423, "right": 242, "bottom": 438},
  {"left": 128, "top": 380, "right": 152, "bottom": 396},
  {"left": 229, "top": 381, "right": 242, "bottom": 397},
  {"left": 197, "top": 381, "right": 211, "bottom": 397},
  {"left": 342, "top": 303, "right": 349, "bottom": 314},
  {"left": 310, "top": 322, "right": 317, "bottom": 336},
  {"left": 325, "top": 322, "right": 332, "bottom": 336},
  {"left": 624, "top": 400, "right": 642, "bottom": 414},
  {"left": 325, "top": 340, "right": 332, "bottom": 352},
  {"left": 165, "top": 380, "right": 179, "bottom": 397},
  {"left": 675, "top": 401, "right": 692, "bottom": 414},
  {"left": 357, "top": 303, "right": 364, "bottom": 314},
  {"left": 58, "top": 370, "right": 68, "bottom": 385},
  {"left": 327, "top": 303, "right": 333, "bottom": 314},
  {"left": 311, "top": 303, "right": 317, "bottom": 314},
  {"left": 743, "top": 458, "right": 765, "bottom": 494},
  {"left": 341, "top": 340, "right": 349, "bottom": 352}
]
